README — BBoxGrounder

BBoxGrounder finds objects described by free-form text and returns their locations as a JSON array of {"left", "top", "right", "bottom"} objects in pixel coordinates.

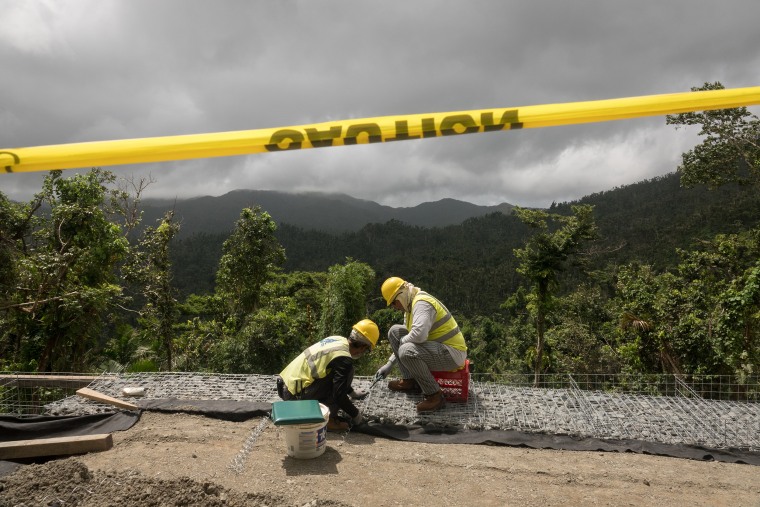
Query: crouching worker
[
  {"left": 375, "top": 277, "right": 467, "bottom": 413},
  {"left": 277, "top": 319, "right": 380, "bottom": 431}
]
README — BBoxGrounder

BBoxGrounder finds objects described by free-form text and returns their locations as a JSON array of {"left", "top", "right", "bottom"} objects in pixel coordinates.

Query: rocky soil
[{"left": 2, "top": 411, "right": 759, "bottom": 507}]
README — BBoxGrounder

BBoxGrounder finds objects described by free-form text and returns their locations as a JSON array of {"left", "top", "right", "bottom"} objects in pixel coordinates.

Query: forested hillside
[
  {"left": 170, "top": 171, "right": 760, "bottom": 314},
  {"left": 172, "top": 215, "right": 530, "bottom": 315},
  {"left": 557, "top": 173, "right": 760, "bottom": 270}
]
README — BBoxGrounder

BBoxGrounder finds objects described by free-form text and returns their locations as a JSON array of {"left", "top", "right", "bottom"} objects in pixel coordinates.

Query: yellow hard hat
[
  {"left": 352, "top": 319, "right": 380, "bottom": 349},
  {"left": 381, "top": 277, "right": 405, "bottom": 306}
]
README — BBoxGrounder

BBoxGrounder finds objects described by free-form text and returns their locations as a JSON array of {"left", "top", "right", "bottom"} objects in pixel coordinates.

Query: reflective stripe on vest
[
  {"left": 279, "top": 336, "right": 351, "bottom": 395},
  {"left": 406, "top": 292, "right": 467, "bottom": 351}
]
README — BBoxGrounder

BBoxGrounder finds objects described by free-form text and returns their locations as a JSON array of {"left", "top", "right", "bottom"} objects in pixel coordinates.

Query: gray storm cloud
[{"left": 1, "top": 0, "right": 759, "bottom": 207}]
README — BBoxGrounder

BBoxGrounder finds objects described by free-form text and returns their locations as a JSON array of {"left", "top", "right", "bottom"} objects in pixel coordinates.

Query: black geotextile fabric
[
  {"left": 0, "top": 411, "right": 141, "bottom": 477},
  {"left": 0, "top": 412, "right": 140, "bottom": 442},
  {"left": 355, "top": 423, "right": 760, "bottom": 466},
  {"left": 136, "top": 398, "right": 273, "bottom": 422}
]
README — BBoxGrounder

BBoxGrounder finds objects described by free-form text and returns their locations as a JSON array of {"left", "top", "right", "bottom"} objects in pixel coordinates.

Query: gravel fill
[{"left": 41, "top": 372, "right": 760, "bottom": 451}]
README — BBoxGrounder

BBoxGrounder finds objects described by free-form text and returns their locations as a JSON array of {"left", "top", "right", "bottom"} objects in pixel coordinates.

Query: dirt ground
[{"left": 2, "top": 411, "right": 759, "bottom": 507}]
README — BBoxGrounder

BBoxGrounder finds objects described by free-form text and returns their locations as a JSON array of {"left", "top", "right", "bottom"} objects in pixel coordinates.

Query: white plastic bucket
[{"left": 283, "top": 403, "right": 330, "bottom": 459}]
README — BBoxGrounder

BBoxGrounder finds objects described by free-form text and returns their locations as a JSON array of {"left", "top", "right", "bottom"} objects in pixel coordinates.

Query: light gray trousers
[{"left": 387, "top": 324, "right": 460, "bottom": 395}]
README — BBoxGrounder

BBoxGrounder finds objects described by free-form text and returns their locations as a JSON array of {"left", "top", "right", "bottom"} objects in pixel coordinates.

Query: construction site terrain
[
  {"left": 2, "top": 372, "right": 760, "bottom": 506},
  {"left": 1, "top": 409, "right": 759, "bottom": 507}
]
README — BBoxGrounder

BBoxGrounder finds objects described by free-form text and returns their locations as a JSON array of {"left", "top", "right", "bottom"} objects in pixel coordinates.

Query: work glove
[
  {"left": 351, "top": 411, "right": 363, "bottom": 426},
  {"left": 375, "top": 359, "right": 395, "bottom": 380},
  {"left": 349, "top": 388, "right": 368, "bottom": 400}
]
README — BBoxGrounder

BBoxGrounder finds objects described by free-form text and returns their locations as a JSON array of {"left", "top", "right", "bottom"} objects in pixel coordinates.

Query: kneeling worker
[
  {"left": 375, "top": 277, "right": 467, "bottom": 412},
  {"left": 277, "top": 319, "right": 380, "bottom": 431}
]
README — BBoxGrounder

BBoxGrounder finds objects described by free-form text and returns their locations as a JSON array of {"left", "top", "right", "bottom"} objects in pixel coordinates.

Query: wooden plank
[
  {"left": 0, "top": 434, "right": 113, "bottom": 459},
  {"left": 0, "top": 374, "right": 97, "bottom": 389},
  {"left": 76, "top": 387, "right": 139, "bottom": 411}
]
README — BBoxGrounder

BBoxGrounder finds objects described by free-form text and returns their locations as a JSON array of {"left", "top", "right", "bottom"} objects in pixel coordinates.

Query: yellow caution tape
[{"left": 2, "top": 86, "right": 759, "bottom": 174}]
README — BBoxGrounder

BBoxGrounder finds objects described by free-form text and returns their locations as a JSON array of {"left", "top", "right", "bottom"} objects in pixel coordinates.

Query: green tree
[
  {"left": 0, "top": 170, "right": 129, "bottom": 371},
  {"left": 461, "top": 315, "right": 517, "bottom": 375},
  {"left": 172, "top": 294, "right": 227, "bottom": 372},
  {"left": 207, "top": 271, "right": 325, "bottom": 374},
  {"left": 513, "top": 204, "right": 598, "bottom": 384},
  {"left": 0, "top": 193, "right": 26, "bottom": 290},
  {"left": 0, "top": 192, "right": 37, "bottom": 369},
  {"left": 216, "top": 207, "right": 286, "bottom": 321},
  {"left": 614, "top": 263, "right": 675, "bottom": 373},
  {"left": 318, "top": 259, "right": 376, "bottom": 338},
  {"left": 666, "top": 82, "right": 760, "bottom": 189},
  {"left": 546, "top": 284, "right": 619, "bottom": 374},
  {"left": 613, "top": 228, "right": 760, "bottom": 377},
  {"left": 124, "top": 211, "right": 181, "bottom": 370}
]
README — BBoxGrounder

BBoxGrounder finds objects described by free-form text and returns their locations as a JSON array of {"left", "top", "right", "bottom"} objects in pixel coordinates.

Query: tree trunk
[
  {"left": 534, "top": 314, "right": 545, "bottom": 387},
  {"left": 37, "top": 334, "right": 58, "bottom": 372},
  {"left": 533, "top": 279, "right": 548, "bottom": 387},
  {"left": 165, "top": 336, "right": 173, "bottom": 371}
]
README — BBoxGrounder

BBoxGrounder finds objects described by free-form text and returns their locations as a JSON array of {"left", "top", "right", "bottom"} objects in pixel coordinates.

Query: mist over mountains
[{"left": 140, "top": 190, "right": 514, "bottom": 237}]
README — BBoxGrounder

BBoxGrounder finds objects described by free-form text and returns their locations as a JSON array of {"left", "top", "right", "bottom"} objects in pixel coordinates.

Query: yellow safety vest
[
  {"left": 406, "top": 292, "right": 467, "bottom": 351},
  {"left": 279, "top": 336, "right": 352, "bottom": 395}
]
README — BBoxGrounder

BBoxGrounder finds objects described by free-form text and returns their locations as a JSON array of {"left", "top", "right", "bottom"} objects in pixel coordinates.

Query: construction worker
[
  {"left": 277, "top": 319, "right": 380, "bottom": 431},
  {"left": 375, "top": 277, "right": 467, "bottom": 412}
]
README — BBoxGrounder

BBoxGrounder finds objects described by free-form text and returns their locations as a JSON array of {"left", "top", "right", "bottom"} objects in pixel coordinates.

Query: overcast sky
[{"left": 2, "top": 1, "right": 759, "bottom": 208}]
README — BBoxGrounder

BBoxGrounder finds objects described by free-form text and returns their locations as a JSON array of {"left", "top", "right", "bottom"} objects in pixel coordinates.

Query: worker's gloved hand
[
  {"left": 349, "top": 389, "right": 368, "bottom": 400},
  {"left": 375, "top": 360, "right": 394, "bottom": 380},
  {"left": 351, "top": 411, "right": 363, "bottom": 426}
]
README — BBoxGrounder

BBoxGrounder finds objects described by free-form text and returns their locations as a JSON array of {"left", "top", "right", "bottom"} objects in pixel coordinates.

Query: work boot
[
  {"left": 388, "top": 378, "right": 420, "bottom": 392},
  {"left": 326, "top": 417, "right": 349, "bottom": 432},
  {"left": 416, "top": 390, "right": 445, "bottom": 412}
]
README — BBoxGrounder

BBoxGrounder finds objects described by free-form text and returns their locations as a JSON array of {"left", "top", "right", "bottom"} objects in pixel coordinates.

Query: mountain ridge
[{"left": 140, "top": 190, "right": 514, "bottom": 236}]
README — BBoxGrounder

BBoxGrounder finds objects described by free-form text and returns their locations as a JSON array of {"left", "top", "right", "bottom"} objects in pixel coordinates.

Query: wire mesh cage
[
  {"left": 2, "top": 371, "right": 759, "bottom": 452},
  {"left": 0, "top": 373, "right": 97, "bottom": 417},
  {"left": 470, "top": 372, "right": 760, "bottom": 402}
]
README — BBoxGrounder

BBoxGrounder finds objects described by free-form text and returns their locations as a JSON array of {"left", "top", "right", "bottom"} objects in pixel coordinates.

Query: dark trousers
[{"left": 277, "top": 376, "right": 339, "bottom": 419}]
